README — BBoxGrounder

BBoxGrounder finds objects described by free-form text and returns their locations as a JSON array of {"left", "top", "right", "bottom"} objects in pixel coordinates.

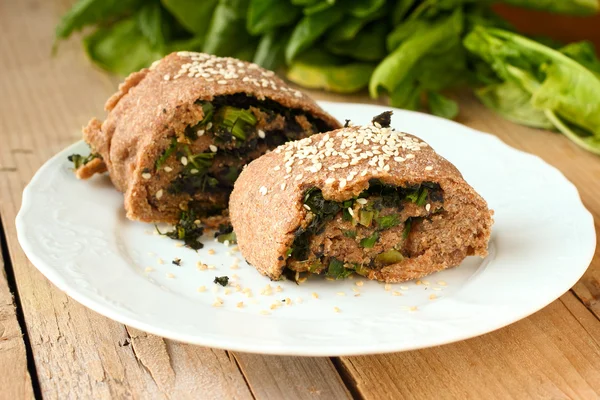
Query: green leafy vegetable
[
  {"left": 428, "top": 92, "right": 459, "bottom": 119},
  {"left": 375, "top": 214, "right": 401, "bottom": 230},
  {"left": 214, "top": 106, "right": 257, "bottom": 140},
  {"left": 375, "top": 249, "right": 404, "bottom": 265},
  {"left": 285, "top": 6, "right": 342, "bottom": 62},
  {"left": 68, "top": 152, "right": 101, "bottom": 169},
  {"left": 343, "top": 230, "right": 357, "bottom": 238},
  {"left": 358, "top": 210, "right": 374, "bottom": 227},
  {"left": 155, "top": 137, "right": 178, "bottom": 170},
  {"left": 164, "top": 209, "right": 205, "bottom": 250},
  {"left": 359, "top": 232, "right": 379, "bottom": 248},
  {"left": 203, "top": 0, "right": 252, "bottom": 56},
  {"left": 501, "top": 0, "right": 598, "bottom": 16},
  {"left": 326, "top": 259, "right": 353, "bottom": 279},
  {"left": 247, "top": 0, "right": 300, "bottom": 35},
  {"left": 214, "top": 276, "right": 229, "bottom": 286},
  {"left": 402, "top": 218, "right": 412, "bottom": 239},
  {"left": 253, "top": 29, "right": 290, "bottom": 70},
  {"left": 161, "top": 0, "right": 218, "bottom": 36},
  {"left": 137, "top": 1, "right": 167, "bottom": 49}
]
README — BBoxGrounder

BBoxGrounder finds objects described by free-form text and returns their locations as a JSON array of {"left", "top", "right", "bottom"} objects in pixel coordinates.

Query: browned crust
[
  {"left": 229, "top": 125, "right": 493, "bottom": 283},
  {"left": 78, "top": 52, "right": 341, "bottom": 223}
]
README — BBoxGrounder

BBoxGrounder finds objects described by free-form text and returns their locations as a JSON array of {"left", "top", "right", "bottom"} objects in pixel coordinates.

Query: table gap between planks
[{"left": 1, "top": 0, "right": 600, "bottom": 399}]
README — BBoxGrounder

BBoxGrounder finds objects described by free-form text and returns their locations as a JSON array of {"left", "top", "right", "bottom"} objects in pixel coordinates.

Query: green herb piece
[
  {"left": 172, "top": 258, "right": 181, "bottom": 266},
  {"left": 246, "top": 0, "right": 300, "bottom": 35},
  {"left": 375, "top": 249, "right": 404, "bottom": 266},
  {"left": 168, "top": 149, "right": 216, "bottom": 194},
  {"left": 137, "top": 1, "right": 167, "bottom": 50},
  {"left": 428, "top": 92, "right": 459, "bottom": 119},
  {"left": 200, "top": 103, "right": 214, "bottom": 125},
  {"left": 326, "top": 259, "right": 353, "bottom": 280},
  {"left": 203, "top": 0, "right": 254, "bottom": 57},
  {"left": 285, "top": 6, "right": 343, "bottom": 63},
  {"left": 375, "top": 214, "right": 401, "bottom": 230},
  {"left": 155, "top": 137, "right": 178, "bottom": 170},
  {"left": 214, "top": 106, "right": 257, "bottom": 140},
  {"left": 416, "top": 188, "right": 429, "bottom": 206},
  {"left": 164, "top": 209, "right": 204, "bottom": 250},
  {"left": 308, "top": 261, "right": 323, "bottom": 273},
  {"left": 253, "top": 29, "right": 291, "bottom": 71},
  {"left": 285, "top": 248, "right": 293, "bottom": 258},
  {"left": 213, "top": 276, "right": 229, "bottom": 286},
  {"left": 161, "top": 0, "right": 218, "bottom": 37},
  {"left": 343, "top": 230, "right": 357, "bottom": 239},
  {"left": 359, "top": 232, "right": 379, "bottom": 248},
  {"left": 354, "top": 263, "right": 370, "bottom": 277},
  {"left": 358, "top": 210, "right": 374, "bottom": 227},
  {"left": 217, "top": 231, "right": 237, "bottom": 244},
  {"left": 402, "top": 218, "right": 412, "bottom": 239},
  {"left": 68, "top": 152, "right": 100, "bottom": 169}
]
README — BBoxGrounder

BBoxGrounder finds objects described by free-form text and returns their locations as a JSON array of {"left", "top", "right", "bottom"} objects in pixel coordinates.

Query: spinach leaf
[
  {"left": 83, "top": 17, "right": 162, "bottom": 76},
  {"left": 359, "top": 232, "right": 379, "bottom": 248},
  {"left": 55, "top": 0, "right": 141, "bottom": 41},
  {"left": 214, "top": 276, "right": 229, "bottom": 286},
  {"left": 475, "top": 82, "right": 553, "bottom": 129},
  {"left": 285, "top": 6, "right": 342, "bottom": 62},
  {"left": 137, "top": 1, "right": 167, "bottom": 50},
  {"left": 247, "top": 0, "right": 300, "bottom": 35},
  {"left": 392, "top": 0, "right": 416, "bottom": 24},
  {"left": 560, "top": 41, "right": 600, "bottom": 76},
  {"left": 326, "top": 22, "right": 387, "bottom": 61},
  {"left": 203, "top": 0, "right": 252, "bottom": 56},
  {"left": 303, "top": 0, "right": 336, "bottom": 15},
  {"left": 161, "top": 0, "right": 218, "bottom": 37},
  {"left": 346, "top": 0, "right": 386, "bottom": 18},
  {"left": 326, "top": 259, "right": 353, "bottom": 279},
  {"left": 428, "top": 92, "right": 459, "bottom": 119},
  {"left": 501, "top": 0, "right": 598, "bottom": 16},
  {"left": 253, "top": 29, "right": 291, "bottom": 70},
  {"left": 287, "top": 51, "right": 375, "bottom": 93},
  {"left": 369, "top": 9, "right": 463, "bottom": 98}
]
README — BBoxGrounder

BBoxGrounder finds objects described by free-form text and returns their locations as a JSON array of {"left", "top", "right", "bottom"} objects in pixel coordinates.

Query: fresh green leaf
[
  {"left": 475, "top": 82, "right": 553, "bottom": 129},
  {"left": 203, "top": 0, "right": 252, "bottom": 56},
  {"left": 358, "top": 210, "right": 374, "bottom": 227},
  {"left": 428, "top": 92, "right": 459, "bottom": 119},
  {"left": 287, "top": 51, "right": 375, "bottom": 93},
  {"left": 386, "top": 18, "right": 429, "bottom": 52},
  {"left": 137, "top": 1, "right": 167, "bottom": 49},
  {"left": 501, "top": 0, "right": 599, "bottom": 16},
  {"left": 155, "top": 137, "right": 178, "bottom": 170},
  {"left": 68, "top": 152, "right": 101, "bottom": 169},
  {"left": 559, "top": 41, "right": 600, "bottom": 75},
  {"left": 161, "top": 0, "right": 218, "bottom": 37},
  {"left": 389, "top": 76, "right": 422, "bottom": 110},
  {"left": 247, "top": 0, "right": 299, "bottom": 35},
  {"left": 214, "top": 106, "right": 258, "bottom": 140},
  {"left": 346, "top": 0, "right": 386, "bottom": 18},
  {"left": 164, "top": 36, "right": 205, "bottom": 53},
  {"left": 163, "top": 209, "right": 205, "bottom": 250},
  {"left": 285, "top": 6, "right": 342, "bottom": 62},
  {"left": 304, "top": 0, "right": 336, "bottom": 15},
  {"left": 544, "top": 110, "right": 600, "bottom": 155},
  {"left": 369, "top": 9, "right": 463, "bottom": 98},
  {"left": 359, "top": 232, "right": 379, "bottom": 248},
  {"left": 83, "top": 17, "right": 162, "bottom": 76},
  {"left": 402, "top": 218, "right": 412, "bottom": 239},
  {"left": 326, "top": 22, "right": 387, "bottom": 61},
  {"left": 392, "top": 0, "right": 416, "bottom": 24},
  {"left": 216, "top": 231, "right": 237, "bottom": 243},
  {"left": 55, "top": 0, "right": 141, "bottom": 41},
  {"left": 253, "top": 29, "right": 290, "bottom": 70}
]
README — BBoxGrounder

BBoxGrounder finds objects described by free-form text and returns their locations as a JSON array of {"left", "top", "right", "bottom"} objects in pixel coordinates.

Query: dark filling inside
[{"left": 285, "top": 180, "right": 444, "bottom": 279}]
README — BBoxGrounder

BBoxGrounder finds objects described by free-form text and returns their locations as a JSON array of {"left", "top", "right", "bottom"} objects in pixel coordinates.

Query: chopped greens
[
  {"left": 213, "top": 106, "right": 257, "bottom": 141},
  {"left": 162, "top": 209, "right": 205, "bottom": 250},
  {"left": 343, "top": 230, "right": 357, "bottom": 239},
  {"left": 172, "top": 258, "right": 181, "bottom": 266},
  {"left": 214, "top": 224, "right": 237, "bottom": 244},
  {"left": 167, "top": 149, "right": 216, "bottom": 195},
  {"left": 213, "top": 276, "right": 229, "bottom": 286},
  {"left": 372, "top": 111, "right": 392, "bottom": 128},
  {"left": 68, "top": 152, "right": 101, "bottom": 169},
  {"left": 359, "top": 231, "right": 379, "bottom": 248},
  {"left": 375, "top": 214, "right": 401, "bottom": 230},
  {"left": 402, "top": 218, "right": 413, "bottom": 239},
  {"left": 155, "top": 137, "right": 178, "bottom": 170},
  {"left": 375, "top": 249, "right": 404, "bottom": 266},
  {"left": 326, "top": 259, "right": 353, "bottom": 280}
]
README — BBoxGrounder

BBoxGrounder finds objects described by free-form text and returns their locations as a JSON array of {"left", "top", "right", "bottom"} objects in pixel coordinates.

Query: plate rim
[{"left": 16, "top": 101, "right": 597, "bottom": 356}]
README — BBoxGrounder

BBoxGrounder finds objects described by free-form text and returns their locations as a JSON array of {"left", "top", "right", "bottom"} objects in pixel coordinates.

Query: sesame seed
[
  {"left": 336, "top": 292, "right": 346, "bottom": 296},
  {"left": 400, "top": 286, "right": 409, "bottom": 290},
  {"left": 406, "top": 154, "right": 415, "bottom": 159},
  {"left": 166, "top": 273, "right": 175, "bottom": 279},
  {"left": 438, "top": 281, "right": 447, "bottom": 286},
  {"left": 181, "top": 156, "right": 188, "bottom": 166},
  {"left": 275, "top": 285, "right": 283, "bottom": 292},
  {"left": 208, "top": 249, "right": 216, "bottom": 255},
  {"left": 429, "top": 294, "right": 438, "bottom": 300},
  {"left": 156, "top": 190, "right": 163, "bottom": 199},
  {"left": 422, "top": 280, "right": 430, "bottom": 286},
  {"left": 259, "top": 186, "right": 268, "bottom": 195},
  {"left": 157, "top": 258, "right": 164, "bottom": 264},
  {"left": 433, "top": 287, "right": 442, "bottom": 291},
  {"left": 217, "top": 80, "right": 228, "bottom": 85},
  {"left": 142, "top": 172, "right": 151, "bottom": 180},
  {"left": 190, "top": 169, "right": 199, "bottom": 174},
  {"left": 206, "top": 122, "right": 213, "bottom": 130},
  {"left": 163, "top": 74, "right": 170, "bottom": 81},
  {"left": 144, "top": 267, "right": 154, "bottom": 273},
  {"left": 356, "top": 198, "right": 367, "bottom": 205},
  {"left": 295, "top": 174, "right": 303, "bottom": 181},
  {"left": 197, "top": 286, "right": 206, "bottom": 292},
  {"left": 236, "top": 301, "right": 244, "bottom": 308},
  {"left": 258, "top": 129, "right": 266, "bottom": 139},
  {"left": 416, "top": 280, "right": 423, "bottom": 285},
  {"left": 209, "top": 145, "right": 218, "bottom": 153},
  {"left": 197, "top": 129, "right": 205, "bottom": 136},
  {"left": 356, "top": 281, "right": 364, "bottom": 287},
  {"left": 384, "top": 283, "right": 391, "bottom": 291},
  {"left": 425, "top": 203, "right": 431, "bottom": 212},
  {"left": 425, "top": 166, "right": 433, "bottom": 171},
  {"left": 347, "top": 207, "right": 354, "bottom": 217},
  {"left": 339, "top": 178, "right": 347, "bottom": 188},
  {"left": 312, "top": 292, "right": 319, "bottom": 299},
  {"left": 260, "top": 310, "right": 270, "bottom": 315},
  {"left": 333, "top": 307, "right": 341, "bottom": 313},
  {"left": 207, "top": 264, "right": 216, "bottom": 269},
  {"left": 164, "top": 166, "right": 173, "bottom": 172},
  {"left": 280, "top": 183, "right": 286, "bottom": 190},
  {"left": 273, "top": 166, "right": 280, "bottom": 171},
  {"left": 325, "top": 177, "right": 335, "bottom": 185},
  {"left": 303, "top": 204, "right": 311, "bottom": 211}
]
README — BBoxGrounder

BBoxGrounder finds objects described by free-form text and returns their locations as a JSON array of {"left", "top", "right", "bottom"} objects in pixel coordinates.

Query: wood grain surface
[{"left": 1, "top": 0, "right": 600, "bottom": 399}]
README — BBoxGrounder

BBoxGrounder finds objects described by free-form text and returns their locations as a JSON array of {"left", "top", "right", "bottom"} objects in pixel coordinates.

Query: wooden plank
[
  {"left": 233, "top": 353, "right": 352, "bottom": 399},
  {"left": 0, "top": 235, "right": 34, "bottom": 399},
  {"left": 0, "top": 1, "right": 352, "bottom": 398},
  {"left": 339, "top": 292, "right": 600, "bottom": 400}
]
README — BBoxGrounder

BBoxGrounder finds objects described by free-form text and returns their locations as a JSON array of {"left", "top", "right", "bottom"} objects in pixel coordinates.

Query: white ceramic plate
[{"left": 17, "top": 102, "right": 595, "bottom": 356}]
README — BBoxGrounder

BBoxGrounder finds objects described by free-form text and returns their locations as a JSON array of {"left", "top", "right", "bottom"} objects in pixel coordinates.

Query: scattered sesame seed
[
  {"left": 339, "top": 178, "right": 347, "bottom": 188},
  {"left": 356, "top": 281, "right": 364, "bottom": 287},
  {"left": 333, "top": 307, "right": 341, "bottom": 313},
  {"left": 197, "top": 286, "right": 206, "bottom": 292},
  {"left": 260, "top": 310, "right": 270, "bottom": 315},
  {"left": 400, "top": 286, "right": 409, "bottom": 290},
  {"left": 312, "top": 292, "right": 319, "bottom": 299},
  {"left": 164, "top": 166, "right": 173, "bottom": 172},
  {"left": 166, "top": 273, "right": 175, "bottom": 279},
  {"left": 275, "top": 285, "right": 283, "bottom": 292},
  {"left": 144, "top": 267, "right": 154, "bottom": 273},
  {"left": 206, "top": 122, "right": 213, "bottom": 130},
  {"left": 425, "top": 203, "right": 431, "bottom": 212},
  {"left": 236, "top": 302, "right": 244, "bottom": 308},
  {"left": 217, "top": 80, "right": 228, "bottom": 85},
  {"left": 142, "top": 172, "right": 151, "bottom": 180},
  {"left": 392, "top": 291, "right": 402, "bottom": 296},
  {"left": 347, "top": 207, "right": 354, "bottom": 217},
  {"left": 230, "top": 264, "right": 239, "bottom": 270},
  {"left": 303, "top": 204, "right": 311, "bottom": 211},
  {"left": 208, "top": 249, "right": 216, "bottom": 255},
  {"left": 416, "top": 280, "right": 423, "bottom": 286},
  {"left": 429, "top": 294, "right": 438, "bottom": 300},
  {"left": 224, "top": 288, "right": 232, "bottom": 295},
  {"left": 325, "top": 177, "right": 335, "bottom": 185},
  {"left": 406, "top": 154, "right": 415, "bottom": 159},
  {"left": 190, "top": 169, "right": 199, "bottom": 174},
  {"left": 384, "top": 283, "right": 391, "bottom": 291},
  {"left": 259, "top": 186, "right": 268, "bottom": 195},
  {"left": 156, "top": 190, "right": 163, "bottom": 199},
  {"left": 258, "top": 129, "right": 266, "bottom": 139},
  {"left": 438, "top": 281, "right": 447, "bottom": 286},
  {"left": 356, "top": 198, "right": 367, "bottom": 205},
  {"left": 280, "top": 183, "right": 286, "bottom": 190},
  {"left": 209, "top": 145, "right": 218, "bottom": 153},
  {"left": 181, "top": 156, "right": 188, "bottom": 166},
  {"left": 273, "top": 165, "right": 280, "bottom": 171},
  {"left": 422, "top": 280, "right": 430, "bottom": 286},
  {"left": 207, "top": 264, "right": 216, "bottom": 269},
  {"left": 425, "top": 166, "right": 433, "bottom": 171},
  {"left": 197, "top": 129, "right": 204, "bottom": 137},
  {"left": 433, "top": 287, "right": 442, "bottom": 291},
  {"left": 409, "top": 306, "right": 418, "bottom": 312},
  {"left": 336, "top": 292, "right": 346, "bottom": 296},
  {"left": 157, "top": 258, "right": 164, "bottom": 264}
]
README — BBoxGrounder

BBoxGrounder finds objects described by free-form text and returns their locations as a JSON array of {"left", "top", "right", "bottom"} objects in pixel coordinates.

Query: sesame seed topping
[
  {"left": 163, "top": 74, "right": 170, "bottom": 81},
  {"left": 156, "top": 189, "right": 163, "bottom": 199},
  {"left": 392, "top": 291, "right": 402, "bottom": 296},
  {"left": 280, "top": 183, "right": 286, "bottom": 190},
  {"left": 429, "top": 294, "right": 438, "bottom": 300},
  {"left": 142, "top": 172, "right": 151, "bottom": 180},
  {"left": 206, "top": 122, "right": 213, "bottom": 130},
  {"left": 259, "top": 186, "right": 268, "bottom": 195},
  {"left": 425, "top": 203, "right": 431, "bottom": 212},
  {"left": 339, "top": 178, "right": 347, "bottom": 188},
  {"left": 356, "top": 198, "right": 367, "bottom": 205},
  {"left": 217, "top": 80, "right": 228, "bottom": 85},
  {"left": 258, "top": 129, "right": 266, "bottom": 139},
  {"left": 166, "top": 273, "right": 175, "bottom": 279},
  {"left": 333, "top": 307, "right": 341, "bottom": 313},
  {"left": 197, "top": 286, "right": 206, "bottom": 292},
  {"left": 209, "top": 145, "right": 218, "bottom": 153},
  {"left": 406, "top": 154, "right": 415, "bottom": 159},
  {"left": 425, "top": 165, "right": 433, "bottom": 171},
  {"left": 336, "top": 292, "right": 346, "bottom": 296},
  {"left": 438, "top": 281, "right": 447, "bottom": 286},
  {"left": 311, "top": 292, "right": 319, "bottom": 299},
  {"left": 208, "top": 249, "right": 216, "bottom": 255},
  {"left": 181, "top": 156, "right": 188, "bottom": 166},
  {"left": 303, "top": 204, "right": 311, "bottom": 211},
  {"left": 144, "top": 267, "right": 154, "bottom": 273},
  {"left": 356, "top": 281, "right": 364, "bottom": 287},
  {"left": 164, "top": 166, "right": 173, "bottom": 172}
]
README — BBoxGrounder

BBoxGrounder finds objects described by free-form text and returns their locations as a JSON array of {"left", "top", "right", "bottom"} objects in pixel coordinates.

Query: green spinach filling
[
  {"left": 287, "top": 179, "right": 443, "bottom": 279},
  {"left": 68, "top": 152, "right": 101, "bottom": 169}
]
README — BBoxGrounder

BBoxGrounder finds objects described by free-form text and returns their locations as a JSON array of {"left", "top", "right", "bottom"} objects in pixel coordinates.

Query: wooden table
[{"left": 2, "top": 1, "right": 600, "bottom": 399}]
